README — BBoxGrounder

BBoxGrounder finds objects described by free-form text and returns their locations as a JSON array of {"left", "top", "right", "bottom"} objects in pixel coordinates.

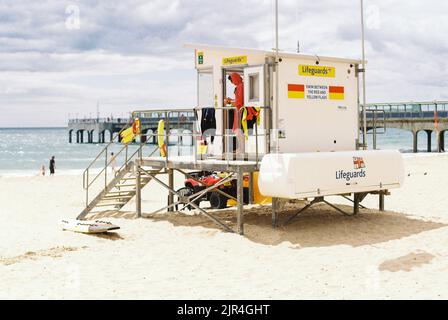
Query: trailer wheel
[
  {"left": 209, "top": 192, "right": 227, "bottom": 209},
  {"left": 175, "top": 187, "right": 195, "bottom": 211}
]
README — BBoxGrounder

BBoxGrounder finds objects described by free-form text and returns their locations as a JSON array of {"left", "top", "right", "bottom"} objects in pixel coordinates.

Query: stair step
[
  {"left": 98, "top": 198, "right": 130, "bottom": 203},
  {"left": 120, "top": 177, "right": 152, "bottom": 181},
  {"left": 95, "top": 202, "right": 127, "bottom": 208},
  {"left": 102, "top": 194, "right": 134, "bottom": 200},
  {"left": 106, "top": 190, "right": 135, "bottom": 195}
]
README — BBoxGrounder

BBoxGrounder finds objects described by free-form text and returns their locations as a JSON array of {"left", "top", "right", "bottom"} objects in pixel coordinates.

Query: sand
[{"left": 1, "top": 154, "right": 448, "bottom": 299}]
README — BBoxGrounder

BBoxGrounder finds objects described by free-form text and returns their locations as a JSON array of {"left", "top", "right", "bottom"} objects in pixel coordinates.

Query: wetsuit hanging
[{"left": 200, "top": 107, "right": 216, "bottom": 143}]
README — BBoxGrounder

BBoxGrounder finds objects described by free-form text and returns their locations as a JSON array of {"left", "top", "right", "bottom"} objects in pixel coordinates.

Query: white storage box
[{"left": 258, "top": 150, "right": 405, "bottom": 199}]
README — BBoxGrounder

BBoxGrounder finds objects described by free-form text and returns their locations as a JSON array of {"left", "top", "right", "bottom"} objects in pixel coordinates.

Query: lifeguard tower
[{"left": 77, "top": 43, "right": 404, "bottom": 235}]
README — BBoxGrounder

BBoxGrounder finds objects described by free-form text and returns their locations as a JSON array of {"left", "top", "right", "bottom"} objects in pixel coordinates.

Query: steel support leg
[
  {"left": 135, "top": 163, "right": 142, "bottom": 218},
  {"left": 284, "top": 198, "right": 318, "bottom": 226},
  {"left": 142, "top": 169, "right": 235, "bottom": 233},
  {"left": 353, "top": 194, "right": 360, "bottom": 215},
  {"left": 272, "top": 197, "right": 278, "bottom": 228},
  {"left": 249, "top": 172, "right": 254, "bottom": 205},
  {"left": 237, "top": 167, "right": 244, "bottom": 235},
  {"left": 168, "top": 169, "right": 174, "bottom": 212},
  {"left": 379, "top": 192, "right": 385, "bottom": 212}
]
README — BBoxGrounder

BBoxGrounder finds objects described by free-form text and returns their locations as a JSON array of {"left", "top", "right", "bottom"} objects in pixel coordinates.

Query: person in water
[
  {"left": 49, "top": 156, "right": 55, "bottom": 175},
  {"left": 40, "top": 165, "right": 46, "bottom": 176}
]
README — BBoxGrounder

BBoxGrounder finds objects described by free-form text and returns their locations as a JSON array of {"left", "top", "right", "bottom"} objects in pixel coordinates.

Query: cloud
[{"left": 0, "top": 0, "right": 447, "bottom": 126}]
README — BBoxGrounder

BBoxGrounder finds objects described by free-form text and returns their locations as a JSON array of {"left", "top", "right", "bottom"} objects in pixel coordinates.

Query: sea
[{"left": 0, "top": 127, "right": 441, "bottom": 177}]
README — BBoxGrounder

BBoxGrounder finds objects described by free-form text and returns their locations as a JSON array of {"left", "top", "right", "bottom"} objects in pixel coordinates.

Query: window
[{"left": 249, "top": 73, "right": 259, "bottom": 101}]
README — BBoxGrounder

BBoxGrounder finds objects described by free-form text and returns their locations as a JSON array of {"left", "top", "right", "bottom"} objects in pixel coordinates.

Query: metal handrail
[
  {"left": 83, "top": 138, "right": 158, "bottom": 206},
  {"left": 82, "top": 106, "right": 272, "bottom": 207},
  {"left": 84, "top": 142, "right": 129, "bottom": 190},
  {"left": 82, "top": 124, "right": 130, "bottom": 189},
  {"left": 363, "top": 104, "right": 448, "bottom": 120},
  {"left": 135, "top": 106, "right": 271, "bottom": 167}
]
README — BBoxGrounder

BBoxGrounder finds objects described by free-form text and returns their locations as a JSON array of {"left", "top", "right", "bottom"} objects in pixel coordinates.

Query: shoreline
[{"left": 1, "top": 151, "right": 447, "bottom": 178}]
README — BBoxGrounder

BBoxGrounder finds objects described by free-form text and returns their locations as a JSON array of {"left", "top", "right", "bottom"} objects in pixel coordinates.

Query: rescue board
[{"left": 59, "top": 219, "right": 120, "bottom": 234}]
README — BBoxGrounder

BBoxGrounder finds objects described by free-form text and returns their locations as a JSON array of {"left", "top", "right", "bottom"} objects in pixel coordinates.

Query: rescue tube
[
  {"left": 157, "top": 119, "right": 167, "bottom": 157},
  {"left": 120, "top": 127, "right": 134, "bottom": 144},
  {"left": 120, "top": 118, "right": 141, "bottom": 144}
]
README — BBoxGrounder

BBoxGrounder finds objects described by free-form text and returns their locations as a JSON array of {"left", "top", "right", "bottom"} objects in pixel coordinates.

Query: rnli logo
[
  {"left": 353, "top": 157, "right": 366, "bottom": 169},
  {"left": 336, "top": 157, "right": 367, "bottom": 181}
]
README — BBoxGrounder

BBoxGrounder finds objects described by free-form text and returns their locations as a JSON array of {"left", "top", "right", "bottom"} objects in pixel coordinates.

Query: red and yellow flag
[
  {"left": 329, "top": 86, "right": 344, "bottom": 100},
  {"left": 288, "top": 84, "right": 305, "bottom": 99}
]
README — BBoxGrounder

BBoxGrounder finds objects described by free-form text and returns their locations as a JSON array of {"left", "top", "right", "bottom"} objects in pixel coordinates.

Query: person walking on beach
[
  {"left": 110, "top": 152, "right": 117, "bottom": 174},
  {"left": 40, "top": 165, "right": 46, "bottom": 176},
  {"left": 49, "top": 156, "right": 55, "bottom": 175}
]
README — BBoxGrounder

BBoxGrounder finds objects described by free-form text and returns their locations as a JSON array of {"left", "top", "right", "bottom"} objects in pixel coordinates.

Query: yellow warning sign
[
  {"left": 222, "top": 55, "right": 247, "bottom": 66},
  {"left": 299, "top": 65, "right": 335, "bottom": 78}
]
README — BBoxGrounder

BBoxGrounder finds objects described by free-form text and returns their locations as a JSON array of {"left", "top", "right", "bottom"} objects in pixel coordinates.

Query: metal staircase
[{"left": 77, "top": 130, "right": 158, "bottom": 220}]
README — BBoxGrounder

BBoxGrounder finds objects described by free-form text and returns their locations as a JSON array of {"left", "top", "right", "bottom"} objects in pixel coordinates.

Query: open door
[{"left": 243, "top": 65, "right": 266, "bottom": 156}]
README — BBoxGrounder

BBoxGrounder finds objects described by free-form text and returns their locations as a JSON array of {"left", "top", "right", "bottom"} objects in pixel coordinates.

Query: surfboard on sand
[{"left": 59, "top": 219, "right": 120, "bottom": 234}]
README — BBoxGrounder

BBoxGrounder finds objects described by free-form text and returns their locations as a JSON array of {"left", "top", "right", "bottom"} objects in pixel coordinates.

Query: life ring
[{"left": 157, "top": 119, "right": 167, "bottom": 157}]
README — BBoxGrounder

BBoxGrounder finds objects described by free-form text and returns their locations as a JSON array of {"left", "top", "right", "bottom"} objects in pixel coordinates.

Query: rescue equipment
[
  {"left": 120, "top": 117, "right": 141, "bottom": 144},
  {"left": 241, "top": 106, "right": 261, "bottom": 139},
  {"left": 157, "top": 119, "right": 167, "bottom": 157}
]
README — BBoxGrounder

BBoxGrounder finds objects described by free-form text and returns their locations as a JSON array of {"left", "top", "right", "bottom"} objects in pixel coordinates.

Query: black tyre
[
  {"left": 209, "top": 191, "right": 228, "bottom": 209},
  {"left": 175, "top": 187, "right": 195, "bottom": 211}
]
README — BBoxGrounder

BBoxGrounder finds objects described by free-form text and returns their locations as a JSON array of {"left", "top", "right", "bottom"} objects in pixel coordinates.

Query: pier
[
  {"left": 69, "top": 102, "right": 448, "bottom": 153},
  {"left": 365, "top": 101, "right": 448, "bottom": 153},
  {"left": 68, "top": 110, "right": 195, "bottom": 144}
]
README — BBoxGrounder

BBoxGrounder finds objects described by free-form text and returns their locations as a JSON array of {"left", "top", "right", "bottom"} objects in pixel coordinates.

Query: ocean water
[
  {"left": 0, "top": 128, "right": 155, "bottom": 177},
  {"left": 0, "top": 127, "right": 441, "bottom": 177}
]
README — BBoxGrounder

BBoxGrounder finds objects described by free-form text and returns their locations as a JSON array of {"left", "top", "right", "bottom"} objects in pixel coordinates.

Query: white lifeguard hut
[{"left": 78, "top": 43, "right": 405, "bottom": 235}]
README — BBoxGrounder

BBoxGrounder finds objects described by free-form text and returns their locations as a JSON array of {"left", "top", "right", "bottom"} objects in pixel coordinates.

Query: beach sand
[{"left": 1, "top": 154, "right": 448, "bottom": 299}]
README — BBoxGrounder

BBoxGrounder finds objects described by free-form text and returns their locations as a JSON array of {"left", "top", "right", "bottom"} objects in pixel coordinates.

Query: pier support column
[
  {"left": 425, "top": 130, "right": 432, "bottom": 152},
  {"left": 69, "top": 130, "right": 73, "bottom": 143},
  {"left": 77, "top": 130, "right": 84, "bottom": 143},
  {"left": 413, "top": 131, "right": 418, "bottom": 153},
  {"left": 98, "top": 131, "right": 103, "bottom": 144},
  {"left": 439, "top": 131, "right": 445, "bottom": 153}
]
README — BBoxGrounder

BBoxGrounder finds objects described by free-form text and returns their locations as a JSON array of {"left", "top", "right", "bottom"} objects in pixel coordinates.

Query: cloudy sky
[{"left": 0, "top": 0, "right": 447, "bottom": 127}]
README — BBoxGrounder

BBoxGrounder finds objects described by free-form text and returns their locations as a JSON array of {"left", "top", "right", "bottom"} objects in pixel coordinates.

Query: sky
[{"left": 0, "top": 0, "right": 447, "bottom": 127}]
